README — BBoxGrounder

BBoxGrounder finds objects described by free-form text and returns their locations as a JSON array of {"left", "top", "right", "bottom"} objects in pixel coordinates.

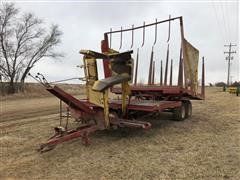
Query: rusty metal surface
[
  {"left": 83, "top": 99, "right": 181, "bottom": 112},
  {"left": 37, "top": 125, "right": 99, "bottom": 153},
  {"left": 182, "top": 38, "right": 199, "bottom": 95},
  {"left": 112, "top": 85, "right": 183, "bottom": 93},
  {"left": 105, "top": 16, "right": 182, "bottom": 34},
  {"left": 109, "top": 99, "right": 181, "bottom": 112},
  {"left": 47, "top": 86, "right": 95, "bottom": 114},
  {"left": 101, "top": 34, "right": 111, "bottom": 78},
  {"left": 110, "top": 118, "right": 151, "bottom": 129},
  {"left": 111, "top": 85, "right": 204, "bottom": 100}
]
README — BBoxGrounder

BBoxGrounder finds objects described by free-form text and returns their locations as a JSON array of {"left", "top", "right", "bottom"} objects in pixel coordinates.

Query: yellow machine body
[{"left": 80, "top": 49, "right": 133, "bottom": 128}]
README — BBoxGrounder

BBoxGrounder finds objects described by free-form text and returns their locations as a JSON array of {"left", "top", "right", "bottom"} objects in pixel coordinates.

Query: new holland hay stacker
[{"left": 31, "top": 16, "right": 205, "bottom": 152}]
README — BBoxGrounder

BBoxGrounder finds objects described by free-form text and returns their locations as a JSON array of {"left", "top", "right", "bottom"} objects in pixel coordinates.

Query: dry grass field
[{"left": 0, "top": 86, "right": 239, "bottom": 179}]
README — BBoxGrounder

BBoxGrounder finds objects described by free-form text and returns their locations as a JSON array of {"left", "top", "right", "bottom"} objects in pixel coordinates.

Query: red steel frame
[
  {"left": 82, "top": 100, "right": 181, "bottom": 113},
  {"left": 101, "top": 16, "right": 205, "bottom": 100},
  {"left": 37, "top": 16, "right": 205, "bottom": 152}
]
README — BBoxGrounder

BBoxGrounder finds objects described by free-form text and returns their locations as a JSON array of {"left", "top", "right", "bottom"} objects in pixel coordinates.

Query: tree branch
[{"left": 0, "top": 3, "right": 63, "bottom": 92}]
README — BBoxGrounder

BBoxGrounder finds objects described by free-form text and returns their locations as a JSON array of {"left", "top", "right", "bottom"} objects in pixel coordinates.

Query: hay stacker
[{"left": 30, "top": 16, "right": 205, "bottom": 152}]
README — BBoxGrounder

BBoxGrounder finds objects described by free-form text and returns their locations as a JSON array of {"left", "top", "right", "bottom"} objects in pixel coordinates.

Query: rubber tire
[
  {"left": 173, "top": 102, "right": 186, "bottom": 121},
  {"left": 184, "top": 101, "right": 192, "bottom": 119}
]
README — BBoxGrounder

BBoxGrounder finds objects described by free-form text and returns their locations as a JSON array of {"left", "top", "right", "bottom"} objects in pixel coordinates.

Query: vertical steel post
[
  {"left": 154, "top": 18, "right": 157, "bottom": 45},
  {"left": 119, "top": 26, "right": 123, "bottom": 50},
  {"left": 152, "top": 61, "right": 155, "bottom": 84},
  {"left": 59, "top": 100, "right": 62, "bottom": 126},
  {"left": 65, "top": 106, "right": 70, "bottom": 130},
  {"left": 122, "top": 81, "right": 130, "bottom": 116},
  {"left": 164, "top": 44, "right": 169, "bottom": 85},
  {"left": 160, "top": 60, "right": 163, "bottom": 85},
  {"left": 103, "top": 90, "right": 110, "bottom": 128},
  {"left": 130, "top": 25, "right": 134, "bottom": 49},
  {"left": 141, "top": 21, "right": 145, "bottom": 47},
  {"left": 169, "top": 59, "right": 173, "bottom": 86},
  {"left": 148, "top": 47, "right": 154, "bottom": 85},
  {"left": 201, "top": 56, "right": 205, "bottom": 99},
  {"left": 134, "top": 48, "right": 139, "bottom": 85},
  {"left": 101, "top": 33, "right": 111, "bottom": 78},
  {"left": 179, "top": 17, "right": 187, "bottom": 88},
  {"left": 109, "top": 28, "right": 112, "bottom": 48},
  {"left": 167, "top": 15, "right": 171, "bottom": 42},
  {"left": 178, "top": 48, "right": 183, "bottom": 87}
]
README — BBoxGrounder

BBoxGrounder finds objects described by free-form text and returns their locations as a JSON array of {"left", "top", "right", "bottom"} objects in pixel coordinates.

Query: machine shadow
[{"left": 93, "top": 112, "right": 178, "bottom": 140}]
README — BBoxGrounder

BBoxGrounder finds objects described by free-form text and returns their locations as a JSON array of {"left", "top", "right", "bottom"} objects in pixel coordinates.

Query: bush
[
  {"left": 231, "top": 81, "right": 240, "bottom": 87},
  {"left": 0, "top": 82, "right": 22, "bottom": 95},
  {"left": 215, "top": 82, "right": 227, "bottom": 87}
]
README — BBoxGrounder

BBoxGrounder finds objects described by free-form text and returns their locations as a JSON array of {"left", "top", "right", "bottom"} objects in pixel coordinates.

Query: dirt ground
[{"left": 0, "top": 87, "right": 239, "bottom": 179}]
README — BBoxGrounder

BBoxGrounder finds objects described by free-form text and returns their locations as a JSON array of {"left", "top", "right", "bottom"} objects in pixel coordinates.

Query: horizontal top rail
[{"left": 105, "top": 16, "right": 182, "bottom": 34}]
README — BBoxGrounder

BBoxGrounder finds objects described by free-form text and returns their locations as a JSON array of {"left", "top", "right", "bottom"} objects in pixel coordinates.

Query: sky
[{"left": 3, "top": 0, "right": 239, "bottom": 85}]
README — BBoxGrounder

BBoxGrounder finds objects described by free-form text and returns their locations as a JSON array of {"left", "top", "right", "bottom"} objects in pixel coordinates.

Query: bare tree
[{"left": 0, "top": 3, "right": 62, "bottom": 94}]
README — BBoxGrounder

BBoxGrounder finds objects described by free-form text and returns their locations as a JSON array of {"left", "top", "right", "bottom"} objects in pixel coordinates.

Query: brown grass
[
  {"left": 0, "top": 83, "right": 85, "bottom": 101},
  {"left": 0, "top": 87, "right": 239, "bottom": 179}
]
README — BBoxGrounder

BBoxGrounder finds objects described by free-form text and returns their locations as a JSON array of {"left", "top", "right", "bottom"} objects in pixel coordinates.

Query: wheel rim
[
  {"left": 188, "top": 104, "right": 192, "bottom": 117},
  {"left": 181, "top": 106, "right": 185, "bottom": 119}
]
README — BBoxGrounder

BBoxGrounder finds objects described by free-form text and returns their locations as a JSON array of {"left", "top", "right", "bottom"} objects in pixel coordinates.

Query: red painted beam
[
  {"left": 38, "top": 125, "right": 98, "bottom": 152},
  {"left": 101, "top": 33, "right": 111, "bottom": 78},
  {"left": 47, "top": 86, "right": 95, "bottom": 114}
]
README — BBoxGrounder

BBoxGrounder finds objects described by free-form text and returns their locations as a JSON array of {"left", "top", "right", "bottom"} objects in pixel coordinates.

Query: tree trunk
[
  {"left": 20, "top": 67, "right": 30, "bottom": 92},
  {"left": 20, "top": 75, "right": 26, "bottom": 92},
  {"left": 20, "top": 78, "right": 25, "bottom": 92},
  {"left": 8, "top": 78, "right": 16, "bottom": 94}
]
